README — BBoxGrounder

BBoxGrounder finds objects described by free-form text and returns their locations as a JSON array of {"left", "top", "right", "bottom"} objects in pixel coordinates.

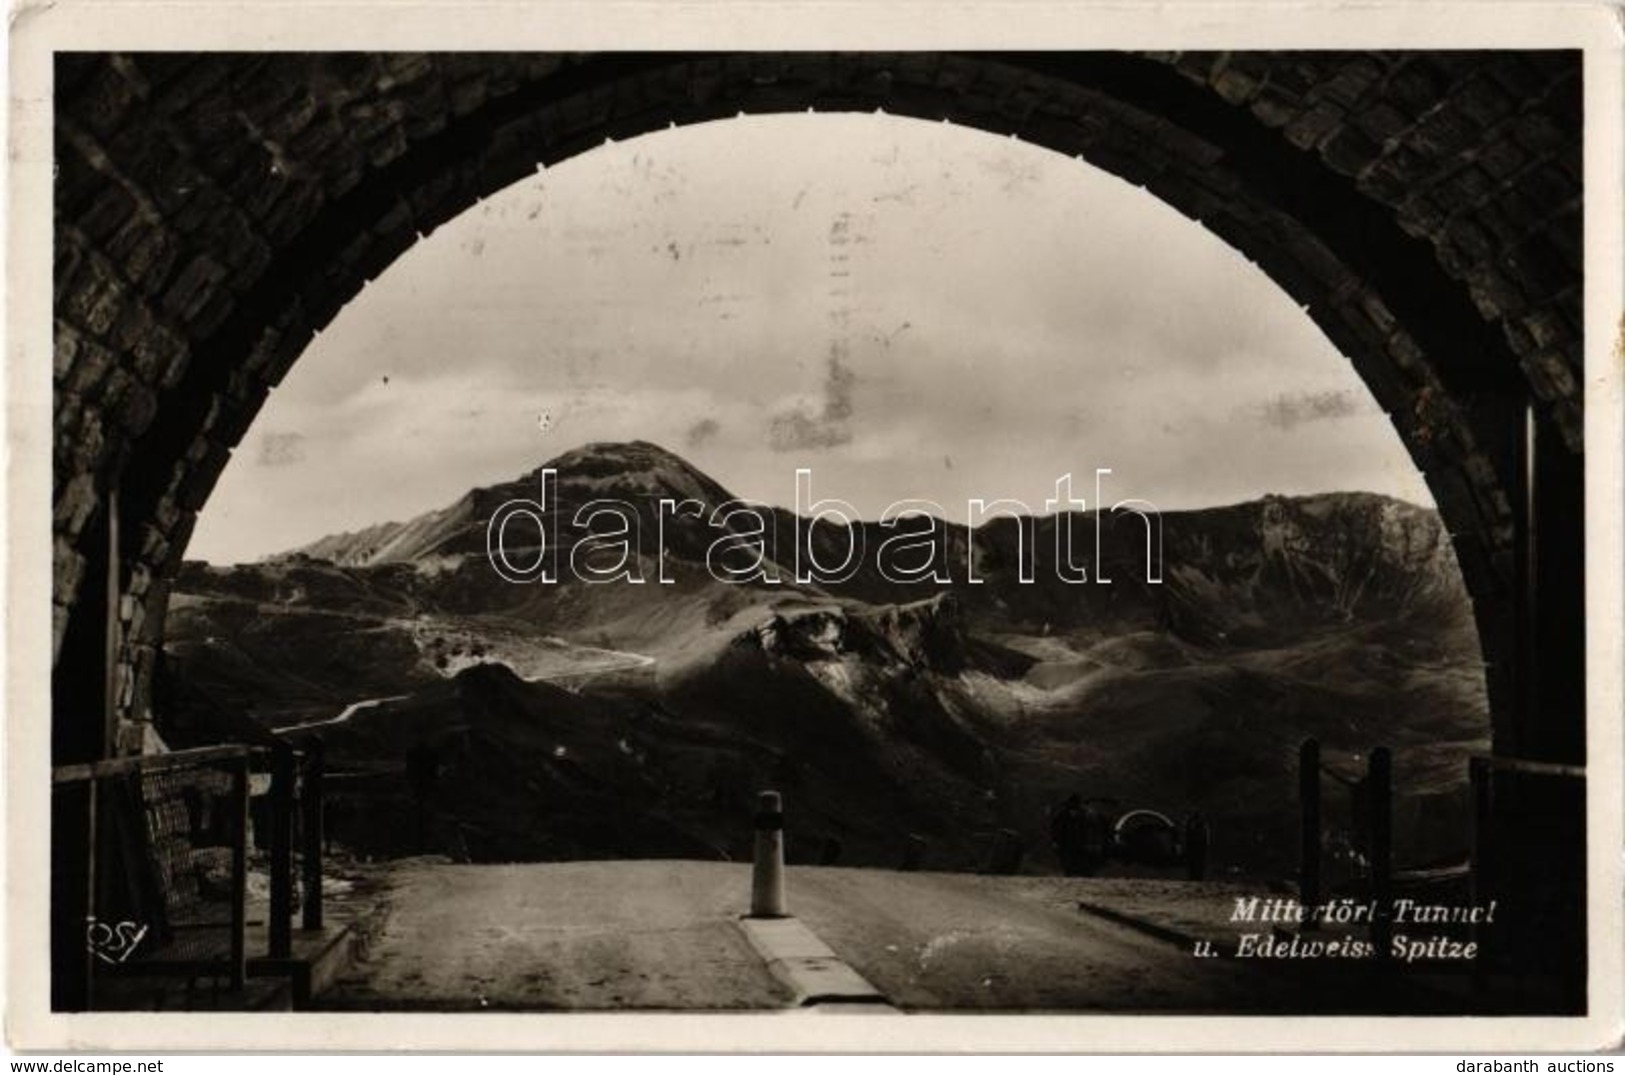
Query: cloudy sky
[{"left": 190, "top": 113, "right": 1432, "bottom": 564}]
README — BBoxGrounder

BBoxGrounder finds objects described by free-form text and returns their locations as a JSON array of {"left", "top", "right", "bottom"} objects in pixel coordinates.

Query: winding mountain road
[{"left": 272, "top": 694, "right": 411, "bottom": 734}]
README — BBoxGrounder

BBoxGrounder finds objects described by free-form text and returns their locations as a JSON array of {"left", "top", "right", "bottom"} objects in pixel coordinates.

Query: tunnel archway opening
[{"left": 153, "top": 106, "right": 1495, "bottom": 878}]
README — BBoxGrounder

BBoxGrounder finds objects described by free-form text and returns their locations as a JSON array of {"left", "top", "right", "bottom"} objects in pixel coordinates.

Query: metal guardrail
[
  {"left": 1297, "top": 738, "right": 1392, "bottom": 952},
  {"left": 52, "top": 743, "right": 260, "bottom": 786},
  {"left": 54, "top": 744, "right": 253, "bottom": 999},
  {"left": 52, "top": 739, "right": 325, "bottom": 1007}
]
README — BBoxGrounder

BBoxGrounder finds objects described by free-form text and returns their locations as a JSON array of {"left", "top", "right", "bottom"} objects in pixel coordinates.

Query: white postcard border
[{"left": 7, "top": 0, "right": 1622, "bottom": 1053}]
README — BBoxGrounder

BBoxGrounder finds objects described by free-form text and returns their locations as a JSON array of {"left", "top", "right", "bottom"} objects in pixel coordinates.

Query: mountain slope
[{"left": 166, "top": 441, "right": 1489, "bottom": 877}]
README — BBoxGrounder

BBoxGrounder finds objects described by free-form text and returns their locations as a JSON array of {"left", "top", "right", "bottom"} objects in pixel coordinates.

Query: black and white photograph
[{"left": 8, "top": 0, "right": 1624, "bottom": 1056}]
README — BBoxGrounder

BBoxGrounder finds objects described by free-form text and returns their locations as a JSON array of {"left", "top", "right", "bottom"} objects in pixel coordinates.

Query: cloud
[
  {"left": 685, "top": 417, "right": 721, "bottom": 448},
  {"left": 257, "top": 432, "right": 306, "bottom": 466},
  {"left": 766, "top": 348, "right": 857, "bottom": 452},
  {"left": 1253, "top": 389, "right": 1365, "bottom": 431}
]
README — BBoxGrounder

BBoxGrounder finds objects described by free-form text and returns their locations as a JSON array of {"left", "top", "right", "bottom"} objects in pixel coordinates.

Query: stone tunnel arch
[{"left": 52, "top": 51, "right": 1584, "bottom": 770}]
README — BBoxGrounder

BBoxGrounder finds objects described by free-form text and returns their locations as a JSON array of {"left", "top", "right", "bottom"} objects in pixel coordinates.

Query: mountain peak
[
  {"left": 533, "top": 439, "right": 690, "bottom": 476},
  {"left": 524, "top": 440, "right": 735, "bottom": 508}
]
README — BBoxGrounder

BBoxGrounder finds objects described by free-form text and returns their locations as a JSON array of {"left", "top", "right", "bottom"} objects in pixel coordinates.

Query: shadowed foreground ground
[{"left": 318, "top": 861, "right": 1454, "bottom": 1013}]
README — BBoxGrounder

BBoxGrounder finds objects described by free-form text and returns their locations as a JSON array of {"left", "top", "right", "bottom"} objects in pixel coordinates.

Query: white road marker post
[{"left": 749, "top": 790, "right": 787, "bottom": 918}]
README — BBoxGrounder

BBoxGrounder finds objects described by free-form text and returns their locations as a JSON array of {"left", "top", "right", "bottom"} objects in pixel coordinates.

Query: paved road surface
[
  {"left": 322, "top": 860, "right": 790, "bottom": 1010},
  {"left": 319, "top": 860, "right": 1390, "bottom": 1012},
  {"left": 789, "top": 868, "right": 1309, "bottom": 1011}
]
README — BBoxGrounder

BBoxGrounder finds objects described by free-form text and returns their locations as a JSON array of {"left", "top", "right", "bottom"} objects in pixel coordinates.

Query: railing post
[
  {"left": 1469, "top": 754, "right": 1493, "bottom": 991},
  {"left": 1369, "top": 746, "right": 1393, "bottom": 961},
  {"left": 103, "top": 489, "right": 121, "bottom": 759},
  {"left": 983, "top": 828, "right": 1023, "bottom": 876},
  {"left": 83, "top": 778, "right": 102, "bottom": 1010},
  {"left": 229, "top": 754, "right": 249, "bottom": 991},
  {"left": 1298, "top": 738, "right": 1321, "bottom": 927},
  {"left": 900, "top": 833, "right": 927, "bottom": 872},
  {"left": 269, "top": 746, "right": 295, "bottom": 959},
  {"left": 749, "top": 790, "right": 786, "bottom": 918},
  {"left": 301, "top": 742, "right": 325, "bottom": 931}
]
